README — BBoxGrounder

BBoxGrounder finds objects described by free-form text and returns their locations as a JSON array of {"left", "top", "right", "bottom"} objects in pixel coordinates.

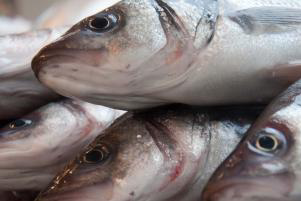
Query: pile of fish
[{"left": 1, "top": 0, "right": 301, "bottom": 200}]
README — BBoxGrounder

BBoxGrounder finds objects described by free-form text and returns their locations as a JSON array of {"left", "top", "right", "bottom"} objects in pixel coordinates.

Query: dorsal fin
[{"left": 228, "top": 7, "right": 301, "bottom": 34}]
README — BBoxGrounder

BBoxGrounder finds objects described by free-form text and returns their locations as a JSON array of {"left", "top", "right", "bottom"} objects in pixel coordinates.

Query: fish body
[
  {"left": 0, "top": 99, "right": 124, "bottom": 190},
  {"left": 35, "top": 0, "right": 121, "bottom": 28},
  {"left": 201, "top": 80, "right": 301, "bottom": 201},
  {"left": 36, "top": 106, "right": 260, "bottom": 201},
  {"left": 0, "top": 28, "right": 68, "bottom": 120},
  {"left": 32, "top": 0, "right": 301, "bottom": 110}
]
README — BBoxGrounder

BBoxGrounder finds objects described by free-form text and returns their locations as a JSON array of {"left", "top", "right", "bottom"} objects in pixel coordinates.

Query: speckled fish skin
[
  {"left": 0, "top": 28, "right": 69, "bottom": 120},
  {"left": 0, "top": 99, "right": 124, "bottom": 191},
  {"left": 201, "top": 79, "right": 301, "bottom": 201},
  {"left": 35, "top": 0, "right": 121, "bottom": 28},
  {"left": 35, "top": 106, "right": 260, "bottom": 201},
  {"left": 32, "top": 0, "right": 301, "bottom": 110}
]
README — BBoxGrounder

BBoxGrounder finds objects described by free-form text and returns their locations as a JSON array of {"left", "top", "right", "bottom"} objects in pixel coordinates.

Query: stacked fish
[{"left": 1, "top": 0, "right": 301, "bottom": 201}]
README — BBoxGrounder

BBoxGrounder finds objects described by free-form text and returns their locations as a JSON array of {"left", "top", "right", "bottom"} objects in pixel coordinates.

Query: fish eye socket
[
  {"left": 83, "top": 144, "right": 110, "bottom": 164},
  {"left": 89, "top": 13, "right": 118, "bottom": 32},
  {"left": 255, "top": 134, "right": 279, "bottom": 152},
  {"left": 9, "top": 119, "right": 32, "bottom": 129}
]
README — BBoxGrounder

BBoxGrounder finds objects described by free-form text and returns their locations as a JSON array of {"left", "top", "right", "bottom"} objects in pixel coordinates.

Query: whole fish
[
  {"left": 201, "top": 80, "right": 301, "bottom": 201},
  {"left": 32, "top": 0, "right": 301, "bottom": 110},
  {"left": 35, "top": 0, "right": 120, "bottom": 28},
  {"left": 0, "top": 28, "right": 68, "bottom": 120},
  {"left": 35, "top": 106, "right": 260, "bottom": 201},
  {"left": 0, "top": 99, "right": 124, "bottom": 191}
]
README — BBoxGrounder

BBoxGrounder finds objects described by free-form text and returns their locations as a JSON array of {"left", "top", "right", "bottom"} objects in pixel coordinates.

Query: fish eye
[
  {"left": 9, "top": 119, "right": 32, "bottom": 129},
  {"left": 83, "top": 144, "right": 110, "bottom": 164},
  {"left": 256, "top": 134, "right": 279, "bottom": 152},
  {"left": 248, "top": 127, "right": 286, "bottom": 155},
  {"left": 88, "top": 13, "right": 118, "bottom": 32}
]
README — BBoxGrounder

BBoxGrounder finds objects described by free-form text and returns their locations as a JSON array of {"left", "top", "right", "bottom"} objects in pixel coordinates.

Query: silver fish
[
  {"left": 201, "top": 79, "right": 301, "bottom": 201},
  {"left": 32, "top": 0, "right": 301, "bottom": 110},
  {"left": 0, "top": 99, "right": 124, "bottom": 191},
  {"left": 35, "top": 106, "right": 260, "bottom": 201},
  {"left": 35, "top": 0, "right": 120, "bottom": 28},
  {"left": 0, "top": 28, "right": 68, "bottom": 120}
]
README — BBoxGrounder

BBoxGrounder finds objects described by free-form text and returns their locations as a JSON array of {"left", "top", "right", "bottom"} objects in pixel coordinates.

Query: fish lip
[
  {"left": 202, "top": 176, "right": 287, "bottom": 201},
  {"left": 31, "top": 49, "right": 81, "bottom": 79}
]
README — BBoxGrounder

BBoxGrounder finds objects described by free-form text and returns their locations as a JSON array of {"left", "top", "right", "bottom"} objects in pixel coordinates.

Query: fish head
[
  {"left": 0, "top": 100, "right": 101, "bottom": 190},
  {"left": 35, "top": 113, "right": 169, "bottom": 201},
  {"left": 201, "top": 81, "right": 301, "bottom": 201},
  {"left": 35, "top": 107, "right": 217, "bottom": 201},
  {"left": 32, "top": 0, "right": 172, "bottom": 109}
]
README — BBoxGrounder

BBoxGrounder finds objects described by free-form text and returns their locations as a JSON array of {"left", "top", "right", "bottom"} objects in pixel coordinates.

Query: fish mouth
[
  {"left": 31, "top": 48, "right": 89, "bottom": 79},
  {"left": 202, "top": 176, "right": 291, "bottom": 201}
]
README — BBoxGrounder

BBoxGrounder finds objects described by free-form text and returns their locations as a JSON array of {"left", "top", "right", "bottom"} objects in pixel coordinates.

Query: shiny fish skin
[
  {"left": 35, "top": 0, "right": 121, "bottom": 28},
  {"left": 32, "top": 0, "right": 301, "bottom": 110},
  {"left": 201, "top": 80, "right": 301, "bottom": 201},
  {"left": 0, "top": 99, "right": 124, "bottom": 191},
  {"left": 36, "top": 106, "right": 260, "bottom": 201},
  {"left": 0, "top": 28, "right": 68, "bottom": 120}
]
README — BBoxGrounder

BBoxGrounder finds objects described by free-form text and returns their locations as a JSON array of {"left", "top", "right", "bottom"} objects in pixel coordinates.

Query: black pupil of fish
[
  {"left": 91, "top": 17, "right": 110, "bottom": 30},
  {"left": 258, "top": 135, "right": 277, "bottom": 151},
  {"left": 85, "top": 149, "right": 104, "bottom": 163}
]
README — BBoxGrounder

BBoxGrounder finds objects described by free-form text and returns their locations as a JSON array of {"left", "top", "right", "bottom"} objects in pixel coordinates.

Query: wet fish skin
[
  {"left": 201, "top": 80, "right": 301, "bottom": 201},
  {"left": 36, "top": 106, "right": 260, "bottom": 201},
  {"left": 0, "top": 28, "right": 68, "bottom": 120},
  {"left": 32, "top": 0, "right": 301, "bottom": 110},
  {"left": 35, "top": 0, "right": 121, "bottom": 28},
  {"left": 0, "top": 99, "right": 124, "bottom": 191}
]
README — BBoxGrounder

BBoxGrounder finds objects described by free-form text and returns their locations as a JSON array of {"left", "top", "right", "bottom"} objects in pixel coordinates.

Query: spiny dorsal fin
[{"left": 228, "top": 7, "right": 301, "bottom": 34}]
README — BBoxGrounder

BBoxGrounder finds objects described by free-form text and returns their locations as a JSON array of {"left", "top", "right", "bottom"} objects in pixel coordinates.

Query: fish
[
  {"left": 0, "top": 27, "right": 68, "bottom": 120},
  {"left": 201, "top": 79, "right": 301, "bottom": 201},
  {"left": 32, "top": 0, "right": 301, "bottom": 110},
  {"left": 35, "top": 0, "right": 121, "bottom": 28},
  {"left": 35, "top": 105, "right": 261, "bottom": 201},
  {"left": 0, "top": 99, "right": 124, "bottom": 191}
]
